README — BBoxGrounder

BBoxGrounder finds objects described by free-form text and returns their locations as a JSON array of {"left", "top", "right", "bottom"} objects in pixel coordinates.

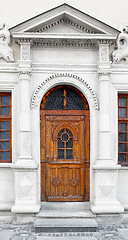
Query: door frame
[{"left": 40, "top": 109, "right": 90, "bottom": 202}]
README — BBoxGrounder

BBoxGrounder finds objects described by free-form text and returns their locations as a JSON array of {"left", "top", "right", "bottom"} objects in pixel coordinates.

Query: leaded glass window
[
  {"left": 45, "top": 88, "right": 64, "bottom": 110},
  {"left": 57, "top": 129, "right": 73, "bottom": 160},
  {"left": 40, "top": 86, "right": 89, "bottom": 110}
]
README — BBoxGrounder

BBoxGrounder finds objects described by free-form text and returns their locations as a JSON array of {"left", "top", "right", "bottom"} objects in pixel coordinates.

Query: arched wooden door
[{"left": 40, "top": 86, "right": 90, "bottom": 201}]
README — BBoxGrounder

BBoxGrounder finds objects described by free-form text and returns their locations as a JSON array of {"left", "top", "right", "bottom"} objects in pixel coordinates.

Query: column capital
[
  {"left": 98, "top": 68, "right": 111, "bottom": 78},
  {"left": 18, "top": 69, "right": 31, "bottom": 76},
  {"left": 18, "top": 60, "right": 32, "bottom": 76}
]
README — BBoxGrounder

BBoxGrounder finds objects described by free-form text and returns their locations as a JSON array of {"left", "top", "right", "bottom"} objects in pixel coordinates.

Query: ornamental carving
[
  {"left": 0, "top": 23, "right": 14, "bottom": 62},
  {"left": 97, "top": 172, "right": 115, "bottom": 200},
  {"left": 32, "top": 38, "right": 95, "bottom": 47},
  {"left": 69, "top": 178, "right": 79, "bottom": 186},
  {"left": 99, "top": 185, "right": 114, "bottom": 197},
  {"left": 112, "top": 27, "right": 128, "bottom": 63},
  {"left": 17, "top": 172, "right": 34, "bottom": 200},
  {"left": 99, "top": 45, "right": 109, "bottom": 62},
  {"left": 31, "top": 73, "right": 99, "bottom": 110},
  {"left": 21, "top": 44, "right": 30, "bottom": 60}
]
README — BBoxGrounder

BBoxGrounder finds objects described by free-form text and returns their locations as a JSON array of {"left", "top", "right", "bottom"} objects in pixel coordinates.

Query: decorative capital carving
[
  {"left": 112, "top": 27, "right": 128, "bottom": 64},
  {"left": 0, "top": 23, "right": 14, "bottom": 62},
  {"left": 21, "top": 44, "right": 30, "bottom": 61},
  {"left": 18, "top": 40, "right": 32, "bottom": 61},
  {"left": 18, "top": 60, "right": 32, "bottom": 76},
  {"left": 98, "top": 68, "right": 111, "bottom": 77},
  {"left": 98, "top": 43, "right": 110, "bottom": 62},
  {"left": 18, "top": 69, "right": 32, "bottom": 76}
]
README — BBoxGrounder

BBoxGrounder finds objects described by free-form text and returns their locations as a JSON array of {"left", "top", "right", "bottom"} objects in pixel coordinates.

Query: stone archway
[{"left": 31, "top": 73, "right": 99, "bottom": 111}]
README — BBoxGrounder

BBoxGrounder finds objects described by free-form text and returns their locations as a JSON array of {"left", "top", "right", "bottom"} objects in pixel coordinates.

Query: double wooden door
[{"left": 40, "top": 110, "right": 90, "bottom": 201}]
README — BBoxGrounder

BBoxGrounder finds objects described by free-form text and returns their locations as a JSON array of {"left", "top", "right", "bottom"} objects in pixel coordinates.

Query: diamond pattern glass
[{"left": 42, "top": 86, "right": 88, "bottom": 110}]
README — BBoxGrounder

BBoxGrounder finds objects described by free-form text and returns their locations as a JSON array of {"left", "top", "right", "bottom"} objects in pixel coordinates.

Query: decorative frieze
[
  {"left": 0, "top": 23, "right": 14, "bottom": 62},
  {"left": 32, "top": 38, "right": 95, "bottom": 47}
]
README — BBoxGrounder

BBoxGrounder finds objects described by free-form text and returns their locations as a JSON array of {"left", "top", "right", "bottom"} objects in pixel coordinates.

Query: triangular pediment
[
  {"left": 28, "top": 20, "right": 97, "bottom": 35},
  {"left": 10, "top": 4, "right": 119, "bottom": 36}
]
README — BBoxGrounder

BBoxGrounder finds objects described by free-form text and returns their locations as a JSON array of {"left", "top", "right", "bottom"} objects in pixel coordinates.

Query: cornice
[
  {"left": 0, "top": 63, "right": 18, "bottom": 73},
  {"left": 111, "top": 64, "right": 128, "bottom": 74},
  {"left": 31, "top": 63, "right": 97, "bottom": 73},
  {"left": 12, "top": 32, "right": 117, "bottom": 47}
]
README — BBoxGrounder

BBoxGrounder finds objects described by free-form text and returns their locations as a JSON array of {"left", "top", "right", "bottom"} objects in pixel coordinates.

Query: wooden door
[{"left": 40, "top": 110, "right": 90, "bottom": 202}]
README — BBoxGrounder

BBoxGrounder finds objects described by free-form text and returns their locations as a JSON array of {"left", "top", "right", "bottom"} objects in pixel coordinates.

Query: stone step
[
  {"left": 37, "top": 210, "right": 95, "bottom": 218},
  {"left": 34, "top": 218, "right": 98, "bottom": 232},
  {"left": 36, "top": 202, "right": 96, "bottom": 218}
]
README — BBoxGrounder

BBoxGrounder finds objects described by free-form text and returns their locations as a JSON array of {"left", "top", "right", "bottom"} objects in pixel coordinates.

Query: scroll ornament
[
  {"left": 0, "top": 23, "right": 14, "bottom": 62},
  {"left": 112, "top": 27, "right": 128, "bottom": 63}
]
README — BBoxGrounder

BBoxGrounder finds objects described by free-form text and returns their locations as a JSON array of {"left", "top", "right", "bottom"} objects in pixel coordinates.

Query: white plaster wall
[
  {"left": 0, "top": 70, "right": 18, "bottom": 208},
  {"left": 111, "top": 69, "right": 128, "bottom": 209},
  {"left": 32, "top": 46, "right": 98, "bottom": 64},
  {"left": 118, "top": 169, "right": 128, "bottom": 209},
  {"left": 0, "top": 167, "right": 14, "bottom": 210}
]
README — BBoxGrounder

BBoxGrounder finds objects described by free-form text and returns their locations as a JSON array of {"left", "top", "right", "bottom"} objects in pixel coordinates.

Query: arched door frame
[{"left": 30, "top": 74, "right": 99, "bottom": 204}]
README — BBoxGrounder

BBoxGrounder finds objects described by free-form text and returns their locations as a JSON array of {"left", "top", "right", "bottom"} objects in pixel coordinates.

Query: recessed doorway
[{"left": 40, "top": 85, "right": 90, "bottom": 201}]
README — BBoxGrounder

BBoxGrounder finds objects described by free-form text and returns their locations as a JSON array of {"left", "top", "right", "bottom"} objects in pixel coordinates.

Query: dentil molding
[
  {"left": 33, "top": 18, "right": 96, "bottom": 34},
  {"left": 31, "top": 73, "right": 99, "bottom": 110}
]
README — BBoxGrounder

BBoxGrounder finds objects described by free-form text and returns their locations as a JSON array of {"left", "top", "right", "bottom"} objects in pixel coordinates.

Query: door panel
[
  {"left": 40, "top": 110, "right": 90, "bottom": 202},
  {"left": 47, "top": 163, "right": 84, "bottom": 201}
]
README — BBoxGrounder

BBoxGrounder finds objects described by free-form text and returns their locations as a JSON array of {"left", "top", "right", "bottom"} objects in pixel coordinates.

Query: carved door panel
[{"left": 40, "top": 110, "right": 90, "bottom": 202}]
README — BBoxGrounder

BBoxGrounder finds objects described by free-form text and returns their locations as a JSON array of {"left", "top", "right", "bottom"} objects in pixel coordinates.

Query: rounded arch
[
  {"left": 31, "top": 73, "right": 99, "bottom": 110},
  {"left": 53, "top": 123, "right": 78, "bottom": 141}
]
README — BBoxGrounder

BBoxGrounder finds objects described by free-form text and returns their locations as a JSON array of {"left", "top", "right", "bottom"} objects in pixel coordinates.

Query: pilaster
[
  {"left": 12, "top": 40, "right": 40, "bottom": 214},
  {"left": 91, "top": 42, "right": 124, "bottom": 214}
]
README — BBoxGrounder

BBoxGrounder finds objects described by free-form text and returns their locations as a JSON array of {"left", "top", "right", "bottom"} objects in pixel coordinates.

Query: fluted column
[
  {"left": 91, "top": 42, "right": 124, "bottom": 214},
  {"left": 97, "top": 43, "right": 112, "bottom": 165},
  {"left": 18, "top": 64, "right": 32, "bottom": 163},
  {"left": 18, "top": 41, "right": 33, "bottom": 164},
  {"left": 12, "top": 40, "right": 40, "bottom": 214}
]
